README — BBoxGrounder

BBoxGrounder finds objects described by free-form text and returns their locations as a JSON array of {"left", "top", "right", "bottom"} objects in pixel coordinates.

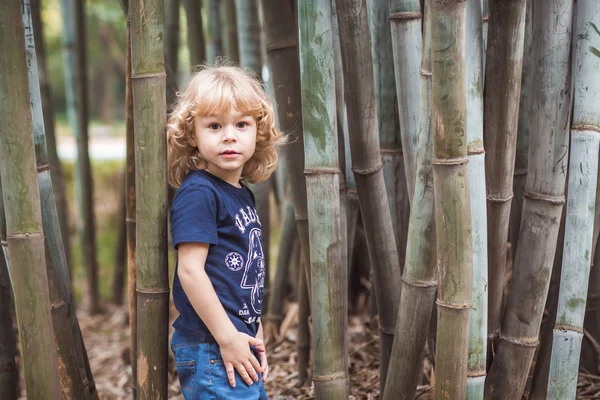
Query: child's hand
[
  {"left": 256, "top": 347, "right": 269, "bottom": 382},
  {"left": 219, "top": 332, "right": 264, "bottom": 387}
]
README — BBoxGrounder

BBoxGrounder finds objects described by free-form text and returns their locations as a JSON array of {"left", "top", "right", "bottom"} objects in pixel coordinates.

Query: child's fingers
[
  {"left": 236, "top": 363, "right": 254, "bottom": 386},
  {"left": 248, "top": 336, "right": 264, "bottom": 351},
  {"left": 243, "top": 359, "right": 259, "bottom": 382},
  {"left": 262, "top": 364, "right": 269, "bottom": 382},
  {"left": 249, "top": 353, "right": 261, "bottom": 373},
  {"left": 226, "top": 364, "right": 236, "bottom": 388}
]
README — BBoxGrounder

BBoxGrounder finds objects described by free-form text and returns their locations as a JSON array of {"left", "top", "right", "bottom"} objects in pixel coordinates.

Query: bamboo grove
[{"left": 1, "top": 0, "right": 600, "bottom": 398}]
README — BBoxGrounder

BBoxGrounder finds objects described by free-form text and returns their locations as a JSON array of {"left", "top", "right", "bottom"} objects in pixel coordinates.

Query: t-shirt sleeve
[{"left": 170, "top": 184, "right": 218, "bottom": 248}]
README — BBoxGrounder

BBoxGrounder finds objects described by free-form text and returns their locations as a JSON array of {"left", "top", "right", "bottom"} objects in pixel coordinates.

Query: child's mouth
[{"left": 221, "top": 150, "right": 239, "bottom": 157}]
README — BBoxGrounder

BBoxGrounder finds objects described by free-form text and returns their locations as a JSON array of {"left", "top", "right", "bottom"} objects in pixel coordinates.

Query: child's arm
[
  {"left": 178, "top": 242, "right": 264, "bottom": 387},
  {"left": 256, "top": 321, "right": 269, "bottom": 382}
]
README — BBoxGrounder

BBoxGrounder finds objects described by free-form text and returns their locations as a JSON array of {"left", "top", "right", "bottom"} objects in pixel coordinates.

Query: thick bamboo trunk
[
  {"left": 130, "top": 0, "right": 170, "bottom": 397},
  {"left": 207, "top": 0, "right": 223, "bottom": 62},
  {"left": 382, "top": 2, "right": 435, "bottom": 398},
  {"left": 0, "top": 204, "right": 17, "bottom": 399},
  {"left": 389, "top": 0, "right": 422, "bottom": 199},
  {"left": 297, "top": 256, "right": 311, "bottom": 385},
  {"left": 465, "top": 0, "right": 487, "bottom": 397},
  {"left": 165, "top": 0, "right": 180, "bottom": 109},
  {"left": 182, "top": 0, "right": 206, "bottom": 68},
  {"left": 31, "top": 0, "right": 72, "bottom": 282},
  {"left": 368, "top": 0, "right": 410, "bottom": 275},
  {"left": 299, "top": 0, "right": 348, "bottom": 397},
  {"left": 124, "top": 10, "right": 138, "bottom": 397},
  {"left": 0, "top": 3, "right": 60, "bottom": 397},
  {"left": 222, "top": 0, "right": 239, "bottom": 62},
  {"left": 335, "top": 0, "right": 402, "bottom": 389},
  {"left": 545, "top": 2, "right": 600, "bottom": 397},
  {"left": 509, "top": 0, "right": 532, "bottom": 257},
  {"left": 22, "top": 2, "right": 92, "bottom": 397},
  {"left": 484, "top": 1, "right": 574, "bottom": 398},
  {"left": 430, "top": 2, "right": 472, "bottom": 399},
  {"left": 482, "top": 0, "right": 526, "bottom": 353}
]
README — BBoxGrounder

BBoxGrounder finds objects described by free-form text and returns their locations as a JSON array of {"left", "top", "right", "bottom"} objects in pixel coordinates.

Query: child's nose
[{"left": 222, "top": 126, "right": 237, "bottom": 141}]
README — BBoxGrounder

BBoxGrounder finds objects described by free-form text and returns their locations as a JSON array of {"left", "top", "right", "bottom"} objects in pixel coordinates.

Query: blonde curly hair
[{"left": 167, "top": 64, "right": 283, "bottom": 188}]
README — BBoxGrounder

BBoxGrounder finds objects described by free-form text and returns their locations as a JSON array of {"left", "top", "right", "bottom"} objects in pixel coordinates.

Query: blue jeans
[{"left": 171, "top": 329, "right": 268, "bottom": 400}]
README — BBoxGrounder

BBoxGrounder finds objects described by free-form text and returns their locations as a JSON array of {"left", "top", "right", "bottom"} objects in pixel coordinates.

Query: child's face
[{"left": 190, "top": 108, "right": 257, "bottom": 186}]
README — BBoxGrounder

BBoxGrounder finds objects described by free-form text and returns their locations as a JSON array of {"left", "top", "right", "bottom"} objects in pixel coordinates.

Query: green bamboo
[
  {"left": 389, "top": 0, "right": 422, "bottom": 199},
  {"left": 112, "top": 181, "right": 127, "bottom": 305},
  {"left": 368, "top": 0, "right": 410, "bottom": 275},
  {"left": 0, "top": 3, "right": 60, "bottom": 397},
  {"left": 207, "top": 0, "right": 223, "bottom": 62},
  {"left": 298, "top": 0, "right": 348, "bottom": 397},
  {"left": 59, "top": 0, "right": 100, "bottom": 314},
  {"left": 482, "top": 0, "right": 526, "bottom": 355},
  {"left": 297, "top": 255, "right": 311, "bottom": 385},
  {"left": 165, "top": 0, "right": 180, "bottom": 109},
  {"left": 484, "top": 1, "right": 573, "bottom": 398},
  {"left": 182, "top": 0, "right": 206, "bottom": 68},
  {"left": 0, "top": 193, "right": 16, "bottom": 399},
  {"left": 335, "top": 0, "right": 403, "bottom": 389},
  {"left": 31, "top": 0, "right": 72, "bottom": 282},
  {"left": 431, "top": 1, "right": 472, "bottom": 398},
  {"left": 222, "top": 0, "right": 239, "bottom": 62},
  {"left": 382, "top": 1, "right": 435, "bottom": 397},
  {"left": 465, "top": 0, "right": 487, "bottom": 397},
  {"left": 546, "top": 2, "right": 600, "bottom": 397},
  {"left": 509, "top": 0, "right": 532, "bottom": 257},
  {"left": 22, "top": 1, "right": 93, "bottom": 397},
  {"left": 130, "top": 0, "right": 170, "bottom": 397},
  {"left": 124, "top": 8, "right": 138, "bottom": 397}
]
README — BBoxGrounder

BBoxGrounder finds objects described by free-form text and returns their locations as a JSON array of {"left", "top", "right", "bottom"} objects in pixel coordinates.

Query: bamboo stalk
[
  {"left": 298, "top": 0, "right": 348, "bottom": 397},
  {"left": 222, "top": 0, "right": 239, "bottom": 63},
  {"left": 430, "top": 1, "right": 472, "bottom": 398},
  {"left": 335, "top": 0, "right": 403, "bottom": 390},
  {"left": 484, "top": 1, "right": 574, "bottom": 398},
  {"left": 165, "top": 0, "right": 180, "bottom": 109},
  {"left": 368, "top": 0, "right": 410, "bottom": 275},
  {"left": 0, "top": 3, "right": 60, "bottom": 396},
  {"left": 182, "top": 0, "right": 206, "bottom": 69},
  {"left": 112, "top": 181, "right": 126, "bottom": 305},
  {"left": 297, "top": 255, "right": 311, "bottom": 385},
  {"left": 546, "top": 2, "right": 600, "bottom": 396},
  {"left": 207, "top": 0, "right": 223, "bottom": 62},
  {"left": 389, "top": 0, "right": 422, "bottom": 199},
  {"left": 465, "top": 0, "right": 487, "bottom": 397},
  {"left": 130, "top": 0, "right": 170, "bottom": 396},
  {"left": 482, "top": 0, "right": 526, "bottom": 354},
  {"left": 382, "top": 2, "right": 435, "bottom": 398}
]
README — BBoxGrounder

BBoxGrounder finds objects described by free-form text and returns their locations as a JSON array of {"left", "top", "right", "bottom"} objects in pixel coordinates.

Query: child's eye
[
  {"left": 236, "top": 122, "right": 248, "bottom": 128},
  {"left": 208, "top": 123, "right": 221, "bottom": 130}
]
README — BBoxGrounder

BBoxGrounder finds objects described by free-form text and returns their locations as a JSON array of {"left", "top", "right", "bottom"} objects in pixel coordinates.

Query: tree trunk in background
[
  {"left": 165, "top": 0, "right": 180, "bottom": 110},
  {"left": 298, "top": 0, "right": 348, "bottom": 397},
  {"left": 0, "top": 199, "right": 17, "bottom": 399},
  {"left": 22, "top": 2, "right": 94, "bottom": 397},
  {"left": 207, "top": 0, "right": 223, "bottom": 62},
  {"left": 31, "top": 0, "right": 73, "bottom": 285},
  {"left": 465, "top": 0, "right": 487, "bottom": 397},
  {"left": 430, "top": 1, "right": 472, "bottom": 398},
  {"left": 389, "top": 0, "right": 422, "bottom": 199},
  {"left": 509, "top": 0, "right": 532, "bottom": 258},
  {"left": 112, "top": 181, "right": 127, "bottom": 305},
  {"left": 222, "top": 0, "right": 239, "bottom": 63},
  {"left": 382, "top": 3, "right": 435, "bottom": 398},
  {"left": 182, "top": 0, "right": 206, "bottom": 69},
  {"left": 335, "top": 0, "right": 402, "bottom": 389},
  {"left": 0, "top": 3, "right": 60, "bottom": 396},
  {"left": 297, "top": 255, "right": 310, "bottom": 385},
  {"left": 482, "top": 0, "right": 526, "bottom": 356},
  {"left": 368, "top": 0, "right": 410, "bottom": 277},
  {"left": 124, "top": 8, "right": 138, "bottom": 397},
  {"left": 484, "top": 1, "right": 574, "bottom": 398},
  {"left": 60, "top": 0, "right": 101, "bottom": 314},
  {"left": 130, "top": 0, "right": 170, "bottom": 396},
  {"left": 545, "top": 3, "right": 600, "bottom": 396}
]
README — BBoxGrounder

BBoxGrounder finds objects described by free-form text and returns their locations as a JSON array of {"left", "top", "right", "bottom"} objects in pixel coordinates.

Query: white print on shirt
[
  {"left": 243, "top": 316, "right": 261, "bottom": 324},
  {"left": 239, "top": 303, "right": 250, "bottom": 316},
  {"left": 225, "top": 252, "right": 244, "bottom": 272},
  {"left": 234, "top": 206, "right": 261, "bottom": 234},
  {"left": 241, "top": 227, "right": 265, "bottom": 315}
]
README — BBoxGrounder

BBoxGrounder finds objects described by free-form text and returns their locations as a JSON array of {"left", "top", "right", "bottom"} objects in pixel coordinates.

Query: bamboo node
[
  {"left": 352, "top": 162, "right": 383, "bottom": 176},
  {"left": 36, "top": 163, "right": 51, "bottom": 173},
  {"left": 419, "top": 68, "right": 432, "bottom": 76},
  {"left": 50, "top": 300, "right": 66, "bottom": 310},
  {"left": 514, "top": 168, "right": 527, "bottom": 177},
  {"left": 312, "top": 372, "right": 348, "bottom": 381},
  {"left": 486, "top": 193, "right": 513, "bottom": 203},
  {"left": 136, "top": 287, "right": 170, "bottom": 294},
  {"left": 498, "top": 335, "right": 538, "bottom": 348},
  {"left": 554, "top": 324, "right": 584, "bottom": 334},
  {"left": 402, "top": 275, "right": 437, "bottom": 288},
  {"left": 436, "top": 299, "right": 472, "bottom": 310},
  {"left": 131, "top": 72, "right": 167, "bottom": 79},
  {"left": 571, "top": 124, "right": 600, "bottom": 134},
  {"left": 267, "top": 40, "right": 297, "bottom": 52},
  {"left": 7, "top": 232, "right": 44, "bottom": 240},
  {"left": 304, "top": 167, "right": 340, "bottom": 175},
  {"left": 389, "top": 11, "right": 422, "bottom": 20},
  {"left": 467, "top": 371, "right": 487, "bottom": 378},
  {"left": 380, "top": 148, "right": 403, "bottom": 154},
  {"left": 468, "top": 147, "right": 485, "bottom": 155},
  {"left": 522, "top": 190, "right": 565, "bottom": 205},
  {"left": 432, "top": 156, "right": 469, "bottom": 166}
]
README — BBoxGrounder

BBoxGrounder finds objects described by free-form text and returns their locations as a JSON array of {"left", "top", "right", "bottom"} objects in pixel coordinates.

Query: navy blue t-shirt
[{"left": 170, "top": 169, "right": 265, "bottom": 338}]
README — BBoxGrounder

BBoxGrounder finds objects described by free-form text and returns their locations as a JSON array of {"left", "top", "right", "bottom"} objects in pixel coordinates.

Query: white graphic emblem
[
  {"left": 241, "top": 228, "right": 265, "bottom": 314},
  {"left": 225, "top": 252, "right": 244, "bottom": 272}
]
